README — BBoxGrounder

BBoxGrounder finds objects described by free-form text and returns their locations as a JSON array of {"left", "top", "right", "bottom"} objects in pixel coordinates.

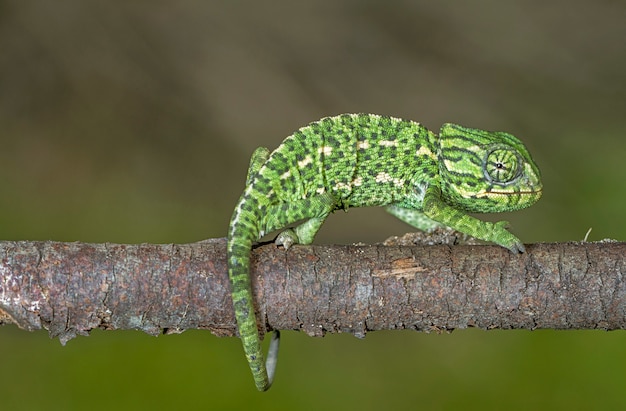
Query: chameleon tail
[{"left": 227, "top": 209, "right": 280, "bottom": 391}]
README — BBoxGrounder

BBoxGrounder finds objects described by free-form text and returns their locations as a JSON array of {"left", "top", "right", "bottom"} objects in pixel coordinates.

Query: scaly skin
[{"left": 227, "top": 113, "right": 542, "bottom": 390}]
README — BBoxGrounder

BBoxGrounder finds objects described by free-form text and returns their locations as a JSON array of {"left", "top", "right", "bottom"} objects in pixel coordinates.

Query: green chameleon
[{"left": 227, "top": 113, "right": 542, "bottom": 391}]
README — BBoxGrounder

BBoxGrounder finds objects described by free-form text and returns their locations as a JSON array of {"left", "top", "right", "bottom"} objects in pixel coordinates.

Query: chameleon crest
[{"left": 227, "top": 113, "right": 542, "bottom": 390}]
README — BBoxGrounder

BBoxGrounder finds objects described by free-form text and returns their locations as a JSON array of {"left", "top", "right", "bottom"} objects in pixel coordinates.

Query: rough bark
[{"left": 0, "top": 238, "right": 624, "bottom": 344}]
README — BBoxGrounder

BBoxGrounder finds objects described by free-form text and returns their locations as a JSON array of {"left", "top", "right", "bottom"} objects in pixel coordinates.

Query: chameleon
[{"left": 227, "top": 113, "right": 542, "bottom": 391}]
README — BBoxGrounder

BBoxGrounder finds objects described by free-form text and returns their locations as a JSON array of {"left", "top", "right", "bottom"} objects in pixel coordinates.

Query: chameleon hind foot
[{"left": 275, "top": 229, "right": 299, "bottom": 250}]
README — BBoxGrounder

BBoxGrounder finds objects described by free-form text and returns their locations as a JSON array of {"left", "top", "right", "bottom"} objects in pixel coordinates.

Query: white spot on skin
[
  {"left": 318, "top": 146, "right": 333, "bottom": 156},
  {"left": 379, "top": 140, "right": 398, "bottom": 147},
  {"left": 298, "top": 156, "right": 313, "bottom": 168},
  {"left": 333, "top": 182, "right": 351, "bottom": 191},
  {"left": 375, "top": 172, "right": 393, "bottom": 183},
  {"left": 357, "top": 141, "right": 370, "bottom": 150},
  {"left": 316, "top": 187, "right": 326, "bottom": 195},
  {"left": 280, "top": 170, "right": 291, "bottom": 179},
  {"left": 416, "top": 146, "right": 436, "bottom": 159},
  {"left": 352, "top": 176, "right": 363, "bottom": 187},
  {"left": 375, "top": 172, "right": 404, "bottom": 187}
]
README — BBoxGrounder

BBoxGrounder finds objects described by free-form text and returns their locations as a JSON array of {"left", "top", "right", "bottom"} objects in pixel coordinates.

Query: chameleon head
[{"left": 437, "top": 123, "right": 543, "bottom": 213}]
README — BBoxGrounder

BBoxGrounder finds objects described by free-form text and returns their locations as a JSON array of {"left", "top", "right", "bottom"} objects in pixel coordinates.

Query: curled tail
[{"left": 227, "top": 201, "right": 280, "bottom": 391}]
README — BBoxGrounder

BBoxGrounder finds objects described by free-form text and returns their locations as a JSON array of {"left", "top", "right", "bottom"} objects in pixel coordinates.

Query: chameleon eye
[{"left": 483, "top": 146, "right": 522, "bottom": 185}]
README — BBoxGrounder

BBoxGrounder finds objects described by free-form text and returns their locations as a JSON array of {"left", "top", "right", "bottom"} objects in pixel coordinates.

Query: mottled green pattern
[{"left": 227, "top": 113, "right": 542, "bottom": 391}]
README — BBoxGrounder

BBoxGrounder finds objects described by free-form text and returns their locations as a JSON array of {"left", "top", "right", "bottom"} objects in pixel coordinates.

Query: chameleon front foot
[{"left": 490, "top": 221, "right": 526, "bottom": 253}]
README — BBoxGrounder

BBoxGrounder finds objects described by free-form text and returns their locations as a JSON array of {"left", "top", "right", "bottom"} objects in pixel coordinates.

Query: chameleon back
[{"left": 251, "top": 114, "right": 439, "bottom": 214}]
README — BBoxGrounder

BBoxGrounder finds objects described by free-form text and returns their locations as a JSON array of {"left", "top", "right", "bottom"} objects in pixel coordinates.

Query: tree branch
[{"left": 1, "top": 238, "right": 624, "bottom": 344}]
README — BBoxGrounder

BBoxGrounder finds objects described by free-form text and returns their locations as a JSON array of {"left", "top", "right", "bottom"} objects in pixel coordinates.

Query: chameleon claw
[{"left": 510, "top": 242, "right": 526, "bottom": 253}]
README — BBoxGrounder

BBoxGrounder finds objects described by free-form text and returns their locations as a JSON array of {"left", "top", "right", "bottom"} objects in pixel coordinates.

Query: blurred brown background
[{"left": 1, "top": 1, "right": 625, "bottom": 410}]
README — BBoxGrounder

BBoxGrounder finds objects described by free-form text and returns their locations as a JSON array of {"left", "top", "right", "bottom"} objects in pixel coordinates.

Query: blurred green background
[{"left": 1, "top": 1, "right": 625, "bottom": 409}]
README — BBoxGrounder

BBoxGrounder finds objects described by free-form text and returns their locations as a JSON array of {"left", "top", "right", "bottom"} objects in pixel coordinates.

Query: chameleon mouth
[
  {"left": 455, "top": 184, "right": 543, "bottom": 199},
  {"left": 475, "top": 188, "right": 543, "bottom": 198},
  {"left": 492, "top": 188, "right": 542, "bottom": 194}
]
